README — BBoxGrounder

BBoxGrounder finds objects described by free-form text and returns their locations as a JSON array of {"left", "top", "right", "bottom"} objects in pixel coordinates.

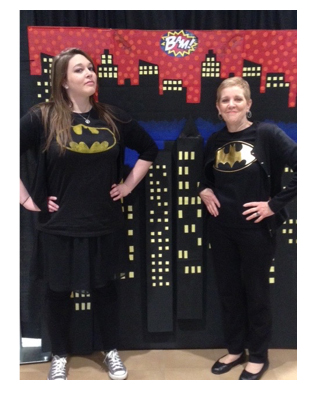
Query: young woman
[
  {"left": 199, "top": 77, "right": 296, "bottom": 380},
  {"left": 20, "top": 47, "right": 158, "bottom": 380}
]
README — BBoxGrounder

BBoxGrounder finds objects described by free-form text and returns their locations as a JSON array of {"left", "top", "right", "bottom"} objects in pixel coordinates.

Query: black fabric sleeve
[
  {"left": 121, "top": 118, "right": 159, "bottom": 162},
  {"left": 267, "top": 126, "right": 297, "bottom": 213},
  {"left": 20, "top": 109, "right": 42, "bottom": 155},
  {"left": 197, "top": 133, "right": 216, "bottom": 194},
  {"left": 20, "top": 108, "right": 49, "bottom": 212},
  {"left": 105, "top": 104, "right": 158, "bottom": 162}
]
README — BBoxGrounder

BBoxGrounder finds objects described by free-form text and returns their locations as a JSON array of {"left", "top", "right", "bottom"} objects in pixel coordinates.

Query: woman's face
[
  {"left": 64, "top": 54, "right": 97, "bottom": 100},
  {"left": 216, "top": 85, "right": 252, "bottom": 128}
]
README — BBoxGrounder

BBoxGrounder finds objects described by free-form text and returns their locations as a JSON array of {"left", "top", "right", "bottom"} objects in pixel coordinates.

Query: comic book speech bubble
[{"left": 160, "top": 30, "right": 198, "bottom": 57}]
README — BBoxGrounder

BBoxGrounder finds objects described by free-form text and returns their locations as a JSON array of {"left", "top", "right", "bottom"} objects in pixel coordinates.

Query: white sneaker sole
[{"left": 108, "top": 372, "right": 128, "bottom": 380}]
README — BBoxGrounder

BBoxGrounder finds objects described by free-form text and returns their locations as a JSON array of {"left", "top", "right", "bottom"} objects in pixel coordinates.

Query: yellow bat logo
[
  {"left": 65, "top": 124, "right": 117, "bottom": 154},
  {"left": 214, "top": 141, "right": 256, "bottom": 172}
]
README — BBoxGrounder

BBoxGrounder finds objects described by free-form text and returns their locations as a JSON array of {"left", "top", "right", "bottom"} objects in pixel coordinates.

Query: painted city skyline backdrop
[{"left": 27, "top": 27, "right": 297, "bottom": 107}]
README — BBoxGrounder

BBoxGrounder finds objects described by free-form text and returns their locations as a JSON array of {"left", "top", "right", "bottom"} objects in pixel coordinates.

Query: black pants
[
  {"left": 209, "top": 224, "right": 276, "bottom": 363},
  {"left": 45, "top": 281, "right": 119, "bottom": 356}
]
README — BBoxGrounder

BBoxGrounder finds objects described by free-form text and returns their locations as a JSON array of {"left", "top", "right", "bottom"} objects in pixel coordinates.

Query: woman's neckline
[
  {"left": 71, "top": 105, "right": 93, "bottom": 114},
  {"left": 226, "top": 121, "right": 253, "bottom": 133}
]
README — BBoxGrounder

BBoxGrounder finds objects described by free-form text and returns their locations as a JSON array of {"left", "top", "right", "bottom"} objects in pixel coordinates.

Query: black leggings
[
  {"left": 45, "top": 281, "right": 119, "bottom": 356},
  {"left": 209, "top": 224, "right": 276, "bottom": 363}
]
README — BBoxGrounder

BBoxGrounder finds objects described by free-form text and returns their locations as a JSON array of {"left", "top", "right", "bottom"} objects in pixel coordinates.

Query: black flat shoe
[
  {"left": 211, "top": 351, "right": 247, "bottom": 374},
  {"left": 239, "top": 360, "right": 269, "bottom": 380}
]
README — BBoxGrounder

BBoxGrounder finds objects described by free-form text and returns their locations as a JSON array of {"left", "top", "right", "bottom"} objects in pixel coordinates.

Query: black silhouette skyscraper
[{"left": 174, "top": 118, "right": 204, "bottom": 319}]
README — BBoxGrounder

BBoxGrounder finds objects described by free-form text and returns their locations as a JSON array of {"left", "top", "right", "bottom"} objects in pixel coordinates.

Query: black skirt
[{"left": 30, "top": 228, "right": 129, "bottom": 292}]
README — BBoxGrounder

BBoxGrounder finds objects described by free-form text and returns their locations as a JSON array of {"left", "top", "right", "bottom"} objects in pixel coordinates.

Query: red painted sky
[{"left": 28, "top": 27, "right": 297, "bottom": 107}]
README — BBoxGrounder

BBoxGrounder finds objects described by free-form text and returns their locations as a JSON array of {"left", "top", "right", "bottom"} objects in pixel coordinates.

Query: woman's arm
[
  {"left": 243, "top": 125, "right": 297, "bottom": 223},
  {"left": 20, "top": 179, "right": 40, "bottom": 211},
  {"left": 110, "top": 159, "right": 153, "bottom": 201}
]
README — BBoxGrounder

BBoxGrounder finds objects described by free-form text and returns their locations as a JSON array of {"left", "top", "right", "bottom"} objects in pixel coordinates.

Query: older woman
[
  {"left": 20, "top": 48, "right": 158, "bottom": 380},
  {"left": 199, "top": 77, "right": 296, "bottom": 380}
]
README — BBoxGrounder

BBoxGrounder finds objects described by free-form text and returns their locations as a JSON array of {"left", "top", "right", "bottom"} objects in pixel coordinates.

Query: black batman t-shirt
[
  {"left": 211, "top": 124, "right": 269, "bottom": 228},
  {"left": 42, "top": 111, "right": 122, "bottom": 236},
  {"left": 20, "top": 106, "right": 158, "bottom": 237}
]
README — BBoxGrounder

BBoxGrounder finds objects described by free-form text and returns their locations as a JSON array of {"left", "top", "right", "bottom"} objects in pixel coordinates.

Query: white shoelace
[
  {"left": 51, "top": 357, "right": 67, "bottom": 378},
  {"left": 107, "top": 351, "right": 125, "bottom": 371}
]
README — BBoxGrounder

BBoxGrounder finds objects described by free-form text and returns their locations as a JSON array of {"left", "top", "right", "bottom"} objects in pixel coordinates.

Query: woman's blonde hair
[
  {"left": 32, "top": 48, "right": 120, "bottom": 153},
  {"left": 216, "top": 76, "right": 251, "bottom": 103}
]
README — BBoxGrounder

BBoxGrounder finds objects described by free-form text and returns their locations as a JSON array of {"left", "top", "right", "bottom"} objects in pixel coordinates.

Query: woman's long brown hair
[{"left": 32, "top": 48, "right": 120, "bottom": 153}]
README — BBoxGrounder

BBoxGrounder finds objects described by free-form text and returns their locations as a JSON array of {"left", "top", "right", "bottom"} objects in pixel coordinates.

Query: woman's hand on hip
[
  {"left": 110, "top": 183, "right": 131, "bottom": 201},
  {"left": 242, "top": 201, "right": 274, "bottom": 223},
  {"left": 47, "top": 196, "right": 59, "bottom": 212},
  {"left": 199, "top": 188, "right": 221, "bottom": 216}
]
